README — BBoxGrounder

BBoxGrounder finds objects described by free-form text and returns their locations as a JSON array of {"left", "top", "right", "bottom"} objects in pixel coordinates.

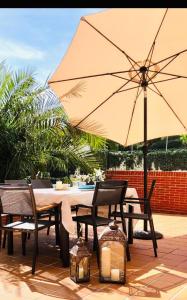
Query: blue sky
[{"left": 0, "top": 8, "right": 104, "bottom": 84}]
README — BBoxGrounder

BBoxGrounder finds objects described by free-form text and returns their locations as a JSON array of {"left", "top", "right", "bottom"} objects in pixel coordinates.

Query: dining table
[{"left": 33, "top": 186, "right": 141, "bottom": 267}]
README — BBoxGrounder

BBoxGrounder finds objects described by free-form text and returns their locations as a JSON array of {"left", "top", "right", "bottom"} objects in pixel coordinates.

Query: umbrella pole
[
  {"left": 133, "top": 67, "right": 163, "bottom": 240},
  {"left": 143, "top": 84, "right": 148, "bottom": 232}
]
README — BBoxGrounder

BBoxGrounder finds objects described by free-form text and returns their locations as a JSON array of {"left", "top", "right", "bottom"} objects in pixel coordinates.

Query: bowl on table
[{"left": 78, "top": 184, "right": 95, "bottom": 190}]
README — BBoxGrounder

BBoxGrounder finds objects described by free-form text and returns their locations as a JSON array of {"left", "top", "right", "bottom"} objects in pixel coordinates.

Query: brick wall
[{"left": 106, "top": 170, "right": 187, "bottom": 214}]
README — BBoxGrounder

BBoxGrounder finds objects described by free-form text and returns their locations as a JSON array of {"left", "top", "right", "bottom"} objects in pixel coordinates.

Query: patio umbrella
[{"left": 48, "top": 8, "right": 187, "bottom": 238}]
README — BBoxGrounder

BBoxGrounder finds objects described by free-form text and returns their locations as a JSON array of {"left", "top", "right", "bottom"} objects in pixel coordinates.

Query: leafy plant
[{"left": 0, "top": 62, "right": 106, "bottom": 181}]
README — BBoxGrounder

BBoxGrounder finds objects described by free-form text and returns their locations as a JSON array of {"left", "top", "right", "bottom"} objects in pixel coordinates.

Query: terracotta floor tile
[{"left": 0, "top": 213, "right": 187, "bottom": 300}]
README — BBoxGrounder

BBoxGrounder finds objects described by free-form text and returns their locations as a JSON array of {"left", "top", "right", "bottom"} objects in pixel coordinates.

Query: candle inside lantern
[
  {"left": 111, "top": 268, "right": 120, "bottom": 281},
  {"left": 78, "top": 266, "right": 84, "bottom": 279},
  {"left": 101, "top": 247, "right": 111, "bottom": 277}
]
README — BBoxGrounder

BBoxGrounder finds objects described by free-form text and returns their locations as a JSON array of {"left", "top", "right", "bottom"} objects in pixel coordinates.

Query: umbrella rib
[
  {"left": 48, "top": 70, "right": 137, "bottom": 84},
  {"left": 147, "top": 85, "right": 161, "bottom": 96},
  {"left": 148, "top": 76, "right": 182, "bottom": 87},
  {"left": 145, "top": 8, "right": 168, "bottom": 68},
  {"left": 148, "top": 49, "right": 187, "bottom": 68},
  {"left": 116, "top": 85, "right": 141, "bottom": 94},
  {"left": 81, "top": 17, "right": 141, "bottom": 79},
  {"left": 111, "top": 74, "right": 135, "bottom": 81},
  {"left": 124, "top": 85, "right": 142, "bottom": 147},
  {"left": 149, "top": 70, "right": 187, "bottom": 80},
  {"left": 147, "top": 74, "right": 187, "bottom": 131},
  {"left": 147, "top": 52, "right": 181, "bottom": 83},
  {"left": 111, "top": 74, "right": 129, "bottom": 80},
  {"left": 74, "top": 72, "right": 140, "bottom": 128}
]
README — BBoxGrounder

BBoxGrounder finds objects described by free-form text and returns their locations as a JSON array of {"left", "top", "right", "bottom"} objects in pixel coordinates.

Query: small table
[{"left": 34, "top": 187, "right": 140, "bottom": 267}]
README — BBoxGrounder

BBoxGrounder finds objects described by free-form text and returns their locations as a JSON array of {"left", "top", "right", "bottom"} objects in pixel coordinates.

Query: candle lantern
[
  {"left": 99, "top": 221, "right": 127, "bottom": 284},
  {"left": 69, "top": 238, "right": 92, "bottom": 283}
]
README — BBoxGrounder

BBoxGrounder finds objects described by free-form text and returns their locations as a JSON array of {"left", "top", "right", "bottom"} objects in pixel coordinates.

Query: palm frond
[
  {"left": 70, "top": 118, "right": 107, "bottom": 138},
  {"left": 60, "top": 81, "right": 86, "bottom": 100}
]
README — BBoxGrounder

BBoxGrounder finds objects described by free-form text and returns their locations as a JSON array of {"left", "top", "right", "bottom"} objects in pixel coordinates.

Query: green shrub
[{"left": 107, "top": 149, "right": 187, "bottom": 171}]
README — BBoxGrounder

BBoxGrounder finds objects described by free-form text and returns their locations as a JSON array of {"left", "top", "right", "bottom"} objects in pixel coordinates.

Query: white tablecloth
[{"left": 34, "top": 187, "right": 140, "bottom": 234}]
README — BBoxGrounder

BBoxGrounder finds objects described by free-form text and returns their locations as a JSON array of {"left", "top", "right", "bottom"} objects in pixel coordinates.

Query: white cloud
[{"left": 0, "top": 38, "right": 45, "bottom": 60}]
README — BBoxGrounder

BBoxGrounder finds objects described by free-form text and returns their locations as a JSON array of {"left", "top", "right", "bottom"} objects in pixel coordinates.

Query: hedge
[{"left": 107, "top": 149, "right": 187, "bottom": 171}]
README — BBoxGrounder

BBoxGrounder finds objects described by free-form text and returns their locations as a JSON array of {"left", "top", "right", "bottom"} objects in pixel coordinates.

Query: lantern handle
[{"left": 109, "top": 220, "right": 119, "bottom": 230}]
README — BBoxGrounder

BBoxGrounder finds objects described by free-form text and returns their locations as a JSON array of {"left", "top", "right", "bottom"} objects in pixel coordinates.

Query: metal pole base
[{"left": 133, "top": 230, "right": 163, "bottom": 240}]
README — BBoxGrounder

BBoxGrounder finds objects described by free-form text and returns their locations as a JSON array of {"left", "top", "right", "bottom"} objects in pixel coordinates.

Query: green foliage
[
  {"left": 107, "top": 151, "right": 143, "bottom": 170},
  {"left": 107, "top": 149, "right": 187, "bottom": 171},
  {"left": 0, "top": 63, "right": 106, "bottom": 181},
  {"left": 180, "top": 134, "right": 187, "bottom": 145},
  {"left": 149, "top": 136, "right": 184, "bottom": 150},
  {"left": 147, "top": 149, "right": 187, "bottom": 171}
]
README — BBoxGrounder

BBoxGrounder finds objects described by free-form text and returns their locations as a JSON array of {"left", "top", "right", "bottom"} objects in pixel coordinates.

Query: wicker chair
[
  {"left": 72, "top": 180, "right": 130, "bottom": 265},
  {"left": 0, "top": 184, "right": 63, "bottom": 274},
  {"left": 110, "top": 179, "right": 158, "bottom": 257},
  {"left": 4, "top": 179, "right": 57, "bottom": 238}
]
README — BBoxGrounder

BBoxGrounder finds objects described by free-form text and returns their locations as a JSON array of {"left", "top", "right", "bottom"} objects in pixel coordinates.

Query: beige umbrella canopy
[
  {"left": 49, "top": 8, "right": 187, "bottom": 237},
  {"left": 49, "top": 8, "right": 187, "bottom": 146},
  {"left": 49, "top": 8, "right": 187, "bottom": 223}
]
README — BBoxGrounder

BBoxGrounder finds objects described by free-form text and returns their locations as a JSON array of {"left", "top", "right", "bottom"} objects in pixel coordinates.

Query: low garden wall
[{"left": 106, "top": 170, "right": 187, "bottom": 214}]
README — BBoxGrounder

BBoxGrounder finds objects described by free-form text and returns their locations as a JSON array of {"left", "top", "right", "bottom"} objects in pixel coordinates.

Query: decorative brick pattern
[{"left": 106, "top": 170, "right": 187, "bottom": 214}]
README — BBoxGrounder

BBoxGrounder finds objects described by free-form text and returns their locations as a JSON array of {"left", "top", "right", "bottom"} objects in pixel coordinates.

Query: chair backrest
[
  {"left": 104, "top": 180, "right": 127, "bottom": 186},
  {"left": 0, "top": 184, "right": 37, "bottom": 217},
  {"left": 124, "top": 179, "right": 156, "bottom": 206},
  {"left": 92, "top": 180, "right": 128, "bottom": 207},
  {"left": 31, "top": 179, "right": 52, "bottom": 188},
  {"left": 4, "top": 179, "right": 27, "bottom": 185},
  {"left": 147, "top": 179, "right": 156, "bottom": 201}
]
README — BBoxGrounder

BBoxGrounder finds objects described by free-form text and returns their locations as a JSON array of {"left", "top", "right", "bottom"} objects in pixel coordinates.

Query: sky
[{"left": 0, "top": 8, "right": 104, "bottom": 85}]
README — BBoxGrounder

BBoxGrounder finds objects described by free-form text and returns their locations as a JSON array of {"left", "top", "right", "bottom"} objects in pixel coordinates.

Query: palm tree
[{"left": 0, "top": 63, "right": 106, "bottom": 181}]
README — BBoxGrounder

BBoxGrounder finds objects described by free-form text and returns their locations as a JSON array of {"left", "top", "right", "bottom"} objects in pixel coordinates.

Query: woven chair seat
[
  {"left": 73, "top": 215, "right": 113, "bottom": 226},
  {"left": 2, "top": 220, "right": 56, "bottom": 231}
]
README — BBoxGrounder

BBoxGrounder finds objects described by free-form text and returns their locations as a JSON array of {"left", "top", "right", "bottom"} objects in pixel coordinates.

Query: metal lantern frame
[
  {"left": 69, "top": 238, "right": 92, "bottom": 283},
  {"left": 99, "top": 221, "right": 127, "bottom": 284}
]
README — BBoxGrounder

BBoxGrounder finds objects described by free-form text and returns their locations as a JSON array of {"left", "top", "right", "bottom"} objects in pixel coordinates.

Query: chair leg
[
  {"left": 108, "top": 205, "right": 111, "bottom": 218},
  {"left": 120, "top": 211, "right": 131, "bottom": 261},
  {"left": 2, "top": 231, "right": 6, "bottom": 248},
  {"left": 113, "top": 205, "right": 117, "bottom": 220},
  {"left": 126, "top": 242, "right": 131, "bottom": 261},
  {"left": 93, "top": 226, "right": 99, "bottom": 267},
  {"left": 149, "top": 218, "right": 157, "bottom": 257},
  {"left": 22, "top": 232, "right": 27, "bottom": 256},
  {"left": 54, "top": 207, "right": 60, "bottom": 246},
  {"left": 121, "top": 215, "right": 127, "bottom": 236},
  {"left": 0, "top": 230, "right": 2, "bottom": 249},
  {"left": 58, "top": 222, "right": 64, "bottom": 262},
  {"left": 7, "top": 216, "right": 14, "bottom": 255},
  {"left": 128, "top": 205, "right": 134, "bottom": 244},
  {"left": 47, "top": 214, "right": 52, "bottom": 235},
  {"left": 32, "top": 231, "right": 38, "bottom": 275},
  {"left": 85, "top": 224, "right": 88, "bottom": 242},
  {"left": 77, "top": 223, "right": 82, "bottom": 238}
]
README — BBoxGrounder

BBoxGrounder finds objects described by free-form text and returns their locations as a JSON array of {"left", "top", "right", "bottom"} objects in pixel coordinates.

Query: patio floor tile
[{"left": 0, "top": 213, "right": 187, "bottom": 299}]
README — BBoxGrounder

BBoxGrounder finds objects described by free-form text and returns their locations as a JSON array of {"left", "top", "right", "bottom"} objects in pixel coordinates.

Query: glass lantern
[
  {"left": 99, "top": 221, "right": 127, "bottom": 284},
  {"left": 69, "top": 238, "right": 92, "bottom": 283}
]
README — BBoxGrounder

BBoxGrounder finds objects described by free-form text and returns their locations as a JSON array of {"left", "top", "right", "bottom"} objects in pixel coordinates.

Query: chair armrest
[
  {"left": 75, "top": 204, "right": 93, "bottom": 209},
  {"left": 36, "top": 203, "right": 58, "bottom": 212},
  {"left": 125, "top": 197, "right": 146, "bottom": 201}
]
